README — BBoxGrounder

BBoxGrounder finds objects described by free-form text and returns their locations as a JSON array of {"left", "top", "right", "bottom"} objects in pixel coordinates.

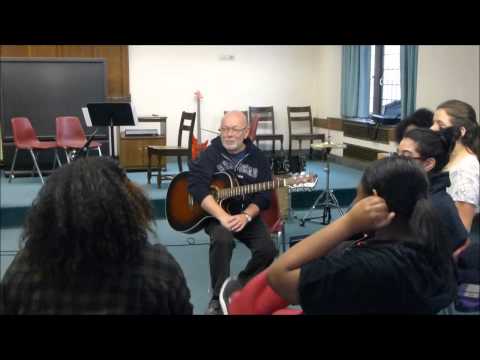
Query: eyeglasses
[
  {"left": 396, "top": 152, "right": 424, "bottom": 160},
  {"left": 219, "top": 127, "right": 247, "bottom": 134}
]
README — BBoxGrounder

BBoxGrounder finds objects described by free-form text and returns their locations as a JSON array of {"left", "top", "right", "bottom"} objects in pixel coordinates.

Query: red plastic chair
[
  {"left": 56, "top": 116, "right": 102, "bottom": 163},
  {"left": 260, "top": 189, "right": 287, "bottom": 252},
  {"left": 9, "top": 117, "right": 61, "bottom": 184},
  {"left": 225, "top": 269, "right": 302, "bottom": 315},
  {"left": 453, "top": 238, "right": 471, "bottom": 262}
]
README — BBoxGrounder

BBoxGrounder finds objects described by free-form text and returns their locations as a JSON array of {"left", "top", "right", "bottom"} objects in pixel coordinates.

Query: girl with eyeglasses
[{"left": 398, "top": 127, "right": 468, "bottom": 253}]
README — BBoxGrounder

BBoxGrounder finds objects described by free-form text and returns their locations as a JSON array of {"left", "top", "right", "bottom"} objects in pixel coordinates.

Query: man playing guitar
[{"left": 187, "top": 111, "right": 277, "bottom": 315}]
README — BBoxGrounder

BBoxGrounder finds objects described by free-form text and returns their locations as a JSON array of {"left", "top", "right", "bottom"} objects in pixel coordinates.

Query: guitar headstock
[
  {"left": 194, "top": 90, "right": 203, "bottom": 100},
  {"left": 286, "top": 173, "right": 318, "bottom": 189}
]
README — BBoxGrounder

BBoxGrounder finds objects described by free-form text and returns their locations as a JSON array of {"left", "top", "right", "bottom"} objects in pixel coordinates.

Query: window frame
[{"left": 371, "top": 45, "right": 401, "bottom": 115}]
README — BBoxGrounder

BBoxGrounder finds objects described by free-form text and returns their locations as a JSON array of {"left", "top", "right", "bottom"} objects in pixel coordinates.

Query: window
[{"left": 369, "top": 45, "right": 401, "bottom": 115}]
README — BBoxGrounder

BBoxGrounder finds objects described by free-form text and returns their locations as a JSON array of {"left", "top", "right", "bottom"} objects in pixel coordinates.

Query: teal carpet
[
  {"left": 1, "top": 159, "right": 362, "bottom": 228},
  {"left": 0, "top": 211, "right": 344, "bottom": 314},
  {"left": 3, "top": 159, "right": 475, "bottom": 314},
  {"left": 1, "top": 158, "right": 361, "bottom": 313}
]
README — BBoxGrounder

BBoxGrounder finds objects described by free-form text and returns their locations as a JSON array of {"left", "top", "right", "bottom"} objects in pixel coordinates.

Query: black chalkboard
[{"left": 0, "top": 58, "right": 107, "bottom": 170}]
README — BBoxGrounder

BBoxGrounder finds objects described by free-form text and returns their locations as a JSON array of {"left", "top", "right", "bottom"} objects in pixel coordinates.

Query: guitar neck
[
  {"left": 217, "top": 178, "right": 289, "bottom": 200},
  {"left": 197, "top": 98, "right": 201, "bottom": 141}
]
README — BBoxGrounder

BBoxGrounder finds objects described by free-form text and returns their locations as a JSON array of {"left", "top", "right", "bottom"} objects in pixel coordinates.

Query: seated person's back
[
  {"left": 268, "top": 156, "right": 457, "bottom": 314},
  {"left": 1, "top": 157, "right": 193, "bottom": 315}
]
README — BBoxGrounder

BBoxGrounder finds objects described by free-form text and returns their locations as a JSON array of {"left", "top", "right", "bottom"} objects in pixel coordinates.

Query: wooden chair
[
  {"left": 287, "top": 106, "right": 324, "bottom": 159},
  {"left": 147, "top": 111, "right": 196, "bottom": 187},
  {"left": 248, "top": 106, "right": 283, "bottom": 153}
]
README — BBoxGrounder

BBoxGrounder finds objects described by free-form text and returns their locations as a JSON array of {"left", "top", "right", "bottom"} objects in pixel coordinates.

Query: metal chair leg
[
  {"left": 31, "top": 150, "right": 37, "bottom": 177},
  {"left": 147, "top": 150, "right": 152, "bottom": 184},
  {"left": 56, "top": 149, "right": 62, "bottom": 168},
  {"left": 178, "top": 156, "right": 183, "bottom": 172},
  {"left": 52, "top": 149, "right": 62, "bottom": 169},
  {"left": 8, "top": 148, "right": 19, "bottom": 183},
  {"left": 65, "top": 149, "right": 71, "bottom": 164},
  {"left": 97, "top": 146, "right": 102, "bottom": 157},
  {"left": 157, "top": 155, "right": 162, "bottom": 188},
  {"left": 279, "top": 229, "right": 286, "bottom": 253},
  {"left": 29, "top": 149, "right": 44, "bottom": 184}
]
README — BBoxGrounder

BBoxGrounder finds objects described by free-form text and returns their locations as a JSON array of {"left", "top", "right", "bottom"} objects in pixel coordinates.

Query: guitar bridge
[{"left": 188, "top": 194, "right": 194, "bottom": 208}]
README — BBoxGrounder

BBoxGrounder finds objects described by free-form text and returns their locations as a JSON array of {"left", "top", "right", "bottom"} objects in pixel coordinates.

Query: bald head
[
  {"left": 220, "top": 110, "right": 249, "bottom": 154},
  {"left": 222, "top": 111, "right": 248, "bottom": 128}
]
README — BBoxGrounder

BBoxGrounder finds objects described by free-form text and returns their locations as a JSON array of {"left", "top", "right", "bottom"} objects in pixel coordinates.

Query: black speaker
[
  {"left": 271, "top": 155, "right": 288, "bottom": 175},
  {"left": 287, "top": 155, "right": 306, "bottom": 174}
]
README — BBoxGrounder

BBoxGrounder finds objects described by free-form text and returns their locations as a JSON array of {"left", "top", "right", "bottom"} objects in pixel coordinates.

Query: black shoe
[
  {"left": 205, "top": 298, "right": 223, "bottom": 315},
  {"left": 219, "top": 277, "right": 245, "bottom": 315}
]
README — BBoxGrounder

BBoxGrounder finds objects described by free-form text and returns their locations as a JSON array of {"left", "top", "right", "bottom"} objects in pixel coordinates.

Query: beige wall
[
  {"left": 129, "top": 45, "right": 316, "bottom": 148},
  {"left": 312, "top": 46, "right": 342, "bottom": 119},
  {"left": 129, "top": 45, "right": 479, "bottom": 151},
  {"left": 416, "top": 45, "right": 479, "bottom": 116},
  {"left": 310, "top": 45, "right": 480, "bottom": 120}
]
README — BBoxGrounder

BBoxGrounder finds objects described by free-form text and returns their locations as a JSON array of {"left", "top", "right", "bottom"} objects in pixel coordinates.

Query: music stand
[
  {"left": 70, "top": 129, "right": 98, "bottom": 162},
  {"left": 86, "top": 103, "right": 138, "bottom": 157},
  {"left": 300, "top": 141, "right": 346, "bottom": 226}
]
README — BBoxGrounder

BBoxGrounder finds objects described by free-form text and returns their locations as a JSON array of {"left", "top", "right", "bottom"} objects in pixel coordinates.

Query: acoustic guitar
[{"left": 166, "top": 171, "right": 317, "bottom": 234}]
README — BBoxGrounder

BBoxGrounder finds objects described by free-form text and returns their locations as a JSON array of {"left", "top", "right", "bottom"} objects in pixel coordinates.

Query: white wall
[
  {"left": 128, "top": 45, "right": 479, "bottom": 154},
  {"left": 310, "top": 45, "right": 480, "bottom": 121},
  {"left": 416, "top": 45, "right": 479, "bottom": 116},
  {"left": 129, "top": 46, "right": 316, "bottom": 148},
  {"left": 312, "top": 46, "right": 342, "bottom": 119}
]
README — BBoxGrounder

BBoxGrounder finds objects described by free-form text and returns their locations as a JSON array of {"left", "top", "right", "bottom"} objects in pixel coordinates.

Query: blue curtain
[
  {"left": 400, "top": 45, "right": 418, "bottom": 118},
  {"left": 341, "top": 45, "right": 371, "bottom": 118}
]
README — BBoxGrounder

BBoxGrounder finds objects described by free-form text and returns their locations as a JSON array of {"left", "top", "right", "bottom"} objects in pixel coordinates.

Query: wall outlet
[{"left": 219, "top": 54, "right": 235, "bottom": 61}]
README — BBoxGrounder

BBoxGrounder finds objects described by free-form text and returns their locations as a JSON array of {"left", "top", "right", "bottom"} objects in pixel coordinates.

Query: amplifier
[{"left": 124, "top": 128, "right": 159, "bottom": 137}]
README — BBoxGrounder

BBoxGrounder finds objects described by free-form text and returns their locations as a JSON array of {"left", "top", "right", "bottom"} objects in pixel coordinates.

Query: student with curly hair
[{"left": 1, "top": 157, "right": 193, "bottom": 314}]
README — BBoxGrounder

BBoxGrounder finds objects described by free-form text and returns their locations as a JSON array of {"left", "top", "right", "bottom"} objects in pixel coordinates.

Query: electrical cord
[
  {"left": 159, "top": 237, "right": 210, "bottom": 247},
  {"left": 164, "top": 243, "right": 209, "bottom": 247}
]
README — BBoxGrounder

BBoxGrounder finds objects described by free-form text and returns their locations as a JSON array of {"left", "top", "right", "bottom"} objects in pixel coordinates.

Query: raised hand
[{"left": 345, "top": 189, "right": 395, "bottom": 234}]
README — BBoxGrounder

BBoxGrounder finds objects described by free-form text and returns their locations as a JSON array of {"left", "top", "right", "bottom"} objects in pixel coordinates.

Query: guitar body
[
  {"left": 166, "top": 171, "right": 239, "bottom": 234},
  {"left": 191, "top": 136, "right": 208, "bottom": 160}
]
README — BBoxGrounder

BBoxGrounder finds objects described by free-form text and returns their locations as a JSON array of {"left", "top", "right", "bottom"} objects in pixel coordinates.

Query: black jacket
[
  {"left": 187, "top": 137, "right": 272, "bottom": 213},
  {"left": 299, "top": 239, "right": 457, "bottom": 314},
  {"left": 1, "top": 243, "right": 193, "bottom": 315},
  {"left": 429, "top": 171, "right": 468, "bottom": 251}
]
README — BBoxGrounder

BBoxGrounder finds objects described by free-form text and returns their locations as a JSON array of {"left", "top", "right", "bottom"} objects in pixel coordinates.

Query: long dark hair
[
  {"left": 437, "top": 99, "right": 479, "bottom": 154},
  {"left": 360, "top": 156, "right": 451, "bottom": 266},
  {"left": 21, "top": 157, "right": 153, "bottom": 283},
  {"left": 403, "top": 127, "right": 458, "bottom": 173}
]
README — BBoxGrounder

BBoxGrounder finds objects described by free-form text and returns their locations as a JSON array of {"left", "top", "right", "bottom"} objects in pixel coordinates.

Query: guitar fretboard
[{"left": 218, "top": 178, "right": 289, "bottom": 200}]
